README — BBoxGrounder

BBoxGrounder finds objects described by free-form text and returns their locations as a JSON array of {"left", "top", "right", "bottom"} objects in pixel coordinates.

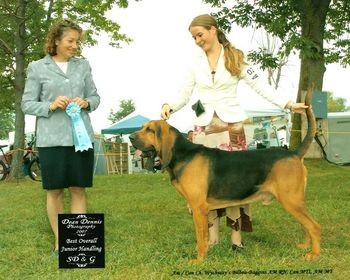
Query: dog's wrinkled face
[
  {"left": 129, "top": 120, "right": 173, "bottom": 167},
  {"left": 129, "top": 121, "right": 160, "bottom": 153}
]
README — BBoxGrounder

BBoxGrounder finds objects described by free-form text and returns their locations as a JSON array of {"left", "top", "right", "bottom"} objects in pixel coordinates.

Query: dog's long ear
[{"left": 154, "top": 120, "right": 174, "bottom": 168}]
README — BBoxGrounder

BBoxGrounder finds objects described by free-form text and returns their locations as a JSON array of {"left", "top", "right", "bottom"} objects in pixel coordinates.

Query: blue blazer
[{"left": 21, "top": 55, "right": 100, "bottom": 147}]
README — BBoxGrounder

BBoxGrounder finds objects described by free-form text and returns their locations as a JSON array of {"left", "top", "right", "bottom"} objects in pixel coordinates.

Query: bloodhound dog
[{"left": 129, "top": 90, "right": 320, "bottom": 264}]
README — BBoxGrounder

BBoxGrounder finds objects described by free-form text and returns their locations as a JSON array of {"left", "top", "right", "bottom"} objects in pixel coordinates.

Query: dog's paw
[{"left": 304, "top": 252, "right": 319, "bottom": 260}]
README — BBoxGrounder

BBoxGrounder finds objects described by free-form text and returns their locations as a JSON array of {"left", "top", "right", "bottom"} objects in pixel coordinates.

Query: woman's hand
[
  {"left": 286, "top": 101, "right": 309, "bottom": 114},
  {"left": 50, "top": 96, "right": 70, "bottom": 111},
  {"left": 71, "top": 97, "right": 89, "bottom": 109},
  {"left": 161, "top": 103, "right": 172, "bottom": 120}
]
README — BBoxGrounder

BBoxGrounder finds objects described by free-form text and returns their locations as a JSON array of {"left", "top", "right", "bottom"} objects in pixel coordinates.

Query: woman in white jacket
[{"left": 161, "top": 14, "right": 307, "bottom": 251}]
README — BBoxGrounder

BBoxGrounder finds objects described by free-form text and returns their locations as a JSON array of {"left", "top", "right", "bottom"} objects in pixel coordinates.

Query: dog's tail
[{"left": 296, "top": 88, "right": 317, "bottom": 159}]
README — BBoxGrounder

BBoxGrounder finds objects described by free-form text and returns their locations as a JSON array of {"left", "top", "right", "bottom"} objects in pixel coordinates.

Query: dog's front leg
[{"left": 190, "top": 207, "right": 209, "bottom": 264}]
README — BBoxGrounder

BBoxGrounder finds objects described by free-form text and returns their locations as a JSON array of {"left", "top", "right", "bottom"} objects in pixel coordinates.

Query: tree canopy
[
  {"left": 0, "top": 108, "right": 14, "bottom": 140},
  {"left": 206, "top": 0, "right": 349, "bottom": 66},
  {"left": 327, "top": 92, "right": 347, "bottom": 112},
  {"left": 108, "top": 99, "right": 136, "bottom": 123}
]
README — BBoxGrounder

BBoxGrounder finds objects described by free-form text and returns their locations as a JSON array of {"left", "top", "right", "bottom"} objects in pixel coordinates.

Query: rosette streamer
[{"left": 66, "top": 102, "right": 93, "bottom": 152}]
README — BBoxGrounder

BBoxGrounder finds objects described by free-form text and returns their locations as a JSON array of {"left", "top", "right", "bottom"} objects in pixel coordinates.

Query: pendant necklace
[{"left": 211, "top": 70, "right": 216, "bottom": 83}]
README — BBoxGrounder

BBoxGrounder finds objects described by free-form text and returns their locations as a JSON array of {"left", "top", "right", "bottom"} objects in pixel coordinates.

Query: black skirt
[{"left": 38, "top": 146, "right": 94, "bottom": 190}]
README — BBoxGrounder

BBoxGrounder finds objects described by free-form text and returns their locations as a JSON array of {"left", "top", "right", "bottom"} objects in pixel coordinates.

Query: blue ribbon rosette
[{"left": 66, "top": 102, "right": 93, "bottom": 152}]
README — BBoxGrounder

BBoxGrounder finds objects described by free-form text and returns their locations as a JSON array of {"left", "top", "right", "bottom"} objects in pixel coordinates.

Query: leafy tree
[
  {"left": 327, "top": 92, "right": 347, "bottom": 112},
  {"left": 203, "top": 0, "right": 350, "bottom": 148},
  {"left": 0, "top": 0, "right": 139, "bottom": 178},
  {"left": 0, "top": 62, "right": 15, "bottom": 138},
  {"left": 108, "top": 99, "right": 136, "bottom": 123},
  {"left": 0, "top": 108, "right": 14, "bottom": 140}
]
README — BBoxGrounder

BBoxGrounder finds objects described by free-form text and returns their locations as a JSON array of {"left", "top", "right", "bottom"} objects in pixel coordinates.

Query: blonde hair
[
  {"left": 44, "top": 19, "right": 83, "bottom": 56},
  {"left": 189, "top": 14, "right": 246, "bottom": 76}
]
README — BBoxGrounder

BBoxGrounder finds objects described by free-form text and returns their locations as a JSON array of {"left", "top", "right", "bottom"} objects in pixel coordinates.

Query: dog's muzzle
[
  {"left": 129, "top": 133, "right": 156, "bottom": 157},
  {"left": 129, "top": 133, "right": 161, "bottom": 171}
]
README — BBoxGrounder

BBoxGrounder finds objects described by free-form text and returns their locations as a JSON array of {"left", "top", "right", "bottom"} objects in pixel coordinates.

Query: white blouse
[{"left": 55, "top": 61, "right": 68, "bottom": 74}]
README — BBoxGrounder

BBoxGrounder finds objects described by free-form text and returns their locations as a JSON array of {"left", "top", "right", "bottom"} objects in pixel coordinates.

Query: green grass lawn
[{"left": 0, "top": 159, "right": 349, "bottom": 280}]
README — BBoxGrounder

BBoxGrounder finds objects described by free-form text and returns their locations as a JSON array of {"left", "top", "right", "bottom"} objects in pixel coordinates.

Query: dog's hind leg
[
  {"left": 277, "top": 196, "right": 320, "bottom": 260},
  {"left": 267, "top": 159, "right": 320, "bottom": 259}
]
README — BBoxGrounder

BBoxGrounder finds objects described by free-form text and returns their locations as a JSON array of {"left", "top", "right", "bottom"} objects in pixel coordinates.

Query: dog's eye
[{"left": 146, "top": 127, "right": 154, "bottom": 133}]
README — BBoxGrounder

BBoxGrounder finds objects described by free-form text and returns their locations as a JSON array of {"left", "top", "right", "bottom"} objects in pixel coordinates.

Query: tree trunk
[
  {"left": 289, "top": 0, "right": 331, "bottom": 149},
  {"left": 10, "top": 0, "right": 26, "bottom": 179}
]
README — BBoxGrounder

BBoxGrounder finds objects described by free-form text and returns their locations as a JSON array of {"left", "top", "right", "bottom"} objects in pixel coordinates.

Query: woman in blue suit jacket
[{"left": 21, "top": 19, "right": 100, "bottom": 254}]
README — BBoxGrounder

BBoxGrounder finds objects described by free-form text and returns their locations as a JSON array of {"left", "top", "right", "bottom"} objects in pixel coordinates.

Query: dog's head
[{"left": 129, "top": 120, "right": 175, "bottom": 168}]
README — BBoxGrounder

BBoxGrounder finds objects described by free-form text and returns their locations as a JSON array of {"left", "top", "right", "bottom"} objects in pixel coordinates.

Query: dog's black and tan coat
[{"left": 129, "top": 90, "right": 320, "bottom": 263}]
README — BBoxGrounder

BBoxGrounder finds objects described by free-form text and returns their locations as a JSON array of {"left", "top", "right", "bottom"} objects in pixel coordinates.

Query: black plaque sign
[{"left": 58, "top": 214, "right": 105, "bottom": 269}]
